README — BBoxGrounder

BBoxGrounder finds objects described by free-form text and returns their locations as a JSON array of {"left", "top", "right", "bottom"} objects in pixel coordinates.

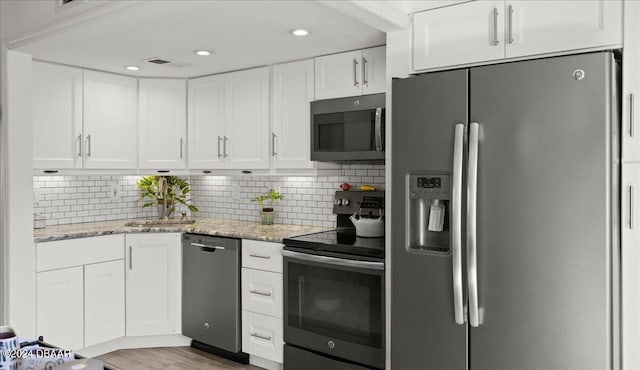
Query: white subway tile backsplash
[{"left": 33, "top": 164, "right": 385, "bottom": 227}]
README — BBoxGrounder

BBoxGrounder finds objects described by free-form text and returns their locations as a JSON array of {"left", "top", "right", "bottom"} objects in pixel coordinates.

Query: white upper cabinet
[
  {"left": 188, "top": 74, "right": 226, "bottom": 170},
  {"left": 271, "top": 60, "right": 315, "bottom": 169},
  {"left": 623, "top": 0, "right": 640, "bottom": 163},
  {"left": 225, "top": 67, "right": 270, "bottom": 169},
  {"left": 187, "top": 67, "right": 270, "bottom": 170},
  {"left": 413, "top": 1, "right": 505, "bottom": 71},
  {"left": 32, "top": 62, "right": 83, "bottom": 169},
  {"left": 413, "top": 0, "right": 622, "bottom": 71},
  {"left": 84, "top": 70, "right": 138, "bottom": 169},
  {"left": 138, "top": 79, "right": 187, "bottom": 170},
  {"left": 315, "top": 46, "right": 386, "bottom": 100},
  {"left": 506, "top": 1, "right": 623, "bottom": 58}
]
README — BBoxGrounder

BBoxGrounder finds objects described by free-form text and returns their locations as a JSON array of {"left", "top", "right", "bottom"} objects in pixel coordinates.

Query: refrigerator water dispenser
[{"left": 407, "top": 173, "right": 450, "bottom": 254}]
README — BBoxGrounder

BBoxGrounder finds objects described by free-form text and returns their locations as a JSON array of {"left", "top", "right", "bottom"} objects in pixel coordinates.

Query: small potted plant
[
  {"left": 251, "top": 189, "right": 284, "bottom": 225},
  {"left": 137, "top": 175, "right": 199, "bottom": 220}
]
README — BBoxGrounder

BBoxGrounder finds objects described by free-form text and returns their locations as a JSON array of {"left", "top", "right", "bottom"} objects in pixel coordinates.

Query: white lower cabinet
[
  {"left": 125, "top": 233, "right": 182, "bottom": 336},
  {"left": 36, "top": 235, "right": 125, "bottom": 350},
  {"left": 36, "top": 266, "right": 84, "bottom": 350},
  {"left": 623, "top": 163, "right": 640, "bottom": 370},
  {"left": 241, "top": 240, "right": 284, "bottom": 366},
  {"left": 242, "top": 311, "right": 284, "bottom": 363}
]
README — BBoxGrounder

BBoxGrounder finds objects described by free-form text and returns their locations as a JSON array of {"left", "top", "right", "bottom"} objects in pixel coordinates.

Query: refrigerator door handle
[
  {"left": 375, "top": 107, "right": 383, "bottom": 151},
  {"left": 452, "top": 123, "right": 465, "bottom": 325},
  {"left": 468, "top": 122, "right": 481, "bottom": 327}
]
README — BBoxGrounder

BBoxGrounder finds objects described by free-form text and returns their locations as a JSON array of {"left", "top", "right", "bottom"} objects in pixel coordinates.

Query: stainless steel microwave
[{"left": 310, "top": 93, "right": 385, "bottom": 162}]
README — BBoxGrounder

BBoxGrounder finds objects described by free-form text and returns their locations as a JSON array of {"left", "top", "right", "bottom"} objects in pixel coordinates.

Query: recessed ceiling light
[
  {"left": 291, "top": 29, "right": 309, "bottom": 37},
  {"left": 194, "top": 50, "right": 212, "bottom": 56},
  {"left": 125, "top": 65, "right": 140, "bottom": 71}
]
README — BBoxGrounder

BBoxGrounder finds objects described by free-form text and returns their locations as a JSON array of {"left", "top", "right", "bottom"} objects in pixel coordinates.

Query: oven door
[{"left": 282, "top": 249, "right": 385, "bottom": 369}]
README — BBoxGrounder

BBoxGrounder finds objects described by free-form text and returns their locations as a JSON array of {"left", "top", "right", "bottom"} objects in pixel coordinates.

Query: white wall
[{"left": 5, "top": 50, "right": 35, "bottom": 337}]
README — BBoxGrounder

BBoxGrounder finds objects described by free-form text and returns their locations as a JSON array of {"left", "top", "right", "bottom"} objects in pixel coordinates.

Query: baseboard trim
[{"left": 76, "top": 334, "right": 191, "bottom": 358}]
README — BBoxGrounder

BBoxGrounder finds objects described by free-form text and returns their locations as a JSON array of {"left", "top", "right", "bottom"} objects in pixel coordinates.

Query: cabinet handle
[
  {"left": 223, "top": 136, "right": 229, "bottom": 158},
  {"left": 362, "top": 57, "right": 368, "bottom": 87},
  {"left": 86, "top": 134, "right": 92, "bottom": 157},
  {"left": 630, "top": 185, "right": 635, "bottom": 230},
  {"left": 180, "top": 138, "right": 184, "bottom": 159},
  {"left": 508, "top": 5, "right": 514, "bottom": 44},
  {"left": 272, "top": 133, "right": 277, "bottom": 157},
  {"left": 353, "top": 58, "right": 359, "bottom": 87},
  {"left": 493, "top": 8, "right": 500, "bottom": 46},
  {"left": 250, "top": 333, "right": 272, "bottom": 341},
  {"left": 129, "top": 246, "right": 133, "bottom": 270},
  {"left": 630, "top": 93, "right": 635, "bottom": 138},
  {"left": 77, "top": 134, "right": 82, "bottom": 157},
  {"left": 217, "top": 136, "right": 223, "bottom": 158},
  {"left": 250, "top": 290, "right": 272, "bottom": 297},
  {"left": 249, "top": 254, "right": 271, "bottom": 259}
]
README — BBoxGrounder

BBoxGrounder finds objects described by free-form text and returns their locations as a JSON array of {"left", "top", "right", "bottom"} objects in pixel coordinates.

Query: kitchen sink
[{"left": 125, "top": 219, "right": 196, "bottom": 227}]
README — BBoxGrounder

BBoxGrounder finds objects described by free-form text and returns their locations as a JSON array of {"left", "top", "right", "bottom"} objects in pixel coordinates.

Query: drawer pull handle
[
  {"left": 250, "top": 290, "right": 272, "bottom": 297},
  {"left": 250, "top": 333, "right": 272, "bottom": 341},
  {"left": 249, "top": 254, "right": 271, "bottom": 259}
]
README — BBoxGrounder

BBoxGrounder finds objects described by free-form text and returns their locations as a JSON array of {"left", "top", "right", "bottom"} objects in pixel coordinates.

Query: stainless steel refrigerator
[{"left": 391, "top": 52, "right": 620, "bottom": 370}]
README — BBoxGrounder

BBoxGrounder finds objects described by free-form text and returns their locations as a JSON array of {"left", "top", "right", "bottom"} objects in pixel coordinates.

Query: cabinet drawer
[
  {"left": 242, "top": 240, "right": 283, "bottom": 273},
  {"left": 242, "top": 310, "right": 283, "bottom": 363},
  {"left": 37, "top": 234, "right": 124, "bottom": 272},
  {"left": 242, "top": 268, "right": 283, "bottom": 318}
]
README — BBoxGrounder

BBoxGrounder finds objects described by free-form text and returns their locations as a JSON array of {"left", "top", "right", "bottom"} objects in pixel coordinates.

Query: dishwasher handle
[{"left": 190, "top": 241, "right": 226, "bottom": 252}]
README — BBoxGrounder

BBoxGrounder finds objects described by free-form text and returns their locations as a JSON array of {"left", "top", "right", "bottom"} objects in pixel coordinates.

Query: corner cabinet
[
  {"left": 83, "top": 70, "right": 138, "bottom": 169},
  {"left": 413, "top": 1, "right": 622, "bottom": 71},
  {"left": 314, "top": 46, "right": 386, "bottom": 100},
  {"left": 188, "top": 67, "right": 270, "bottom": 170},
  {"left": 138, "top": 79, "right": 187, "bottom": 170},
  {"left": 125, "top": 233, "right": 182, "bottom": 336},
  {"left": 32, "top": 62, "right": 83, "bottom": 169},
  {"left": 35, "top": 235, "right": 125, "bottom": 350}
]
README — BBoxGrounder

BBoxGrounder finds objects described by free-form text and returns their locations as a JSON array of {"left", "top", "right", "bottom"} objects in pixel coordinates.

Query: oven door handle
[{"left": 282, "top": 250, "right": 384, "bottom": 270}]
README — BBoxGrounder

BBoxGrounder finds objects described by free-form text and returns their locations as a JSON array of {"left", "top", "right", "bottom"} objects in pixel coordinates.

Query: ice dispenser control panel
[{"left": 408, "top": 173, "right": 450, "bottom": 255}]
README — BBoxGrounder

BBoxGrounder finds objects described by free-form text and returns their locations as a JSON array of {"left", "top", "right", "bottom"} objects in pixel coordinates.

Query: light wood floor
[{"left": 96, "top": 346, "right": 262, "bottom": 370}]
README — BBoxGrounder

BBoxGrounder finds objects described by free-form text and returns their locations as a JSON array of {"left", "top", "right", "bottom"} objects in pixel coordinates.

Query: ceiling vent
[{"left": 142, "top": 57, "right": 192, "bottom": 69}]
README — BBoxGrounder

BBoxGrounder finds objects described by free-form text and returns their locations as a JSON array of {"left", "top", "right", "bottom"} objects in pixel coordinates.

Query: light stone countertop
[{"left": 33, "top": 218, "right": 332, "bottom": 243}]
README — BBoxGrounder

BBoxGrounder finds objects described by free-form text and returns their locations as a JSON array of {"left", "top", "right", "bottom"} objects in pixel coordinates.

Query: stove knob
[
  {"left": 334, "top": 198, "right": 340, "bottom": 206},
  {"left": 342, "top": 199, "right": 350, "bottom": 206},
  {"left": 328, "top": 340, "right": 335, "bottom": 349}
]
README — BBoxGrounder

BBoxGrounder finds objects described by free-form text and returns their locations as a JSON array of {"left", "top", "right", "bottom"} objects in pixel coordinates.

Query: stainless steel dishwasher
[{"left": 182, "top": 233, "right": 241, "bottom": 354}]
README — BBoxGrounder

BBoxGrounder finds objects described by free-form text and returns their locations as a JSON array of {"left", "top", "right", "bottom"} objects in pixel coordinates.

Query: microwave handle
[{"left": 375, "top": 107, "right": 383, "bottom": 151}]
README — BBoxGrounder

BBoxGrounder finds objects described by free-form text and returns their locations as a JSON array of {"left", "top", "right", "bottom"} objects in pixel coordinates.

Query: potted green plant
[
  {"left": 137, "top": 176, "right": 199, "bottom": 220},
  {"left": 251, "top": 189, "right": 284, "bottom": 225}
]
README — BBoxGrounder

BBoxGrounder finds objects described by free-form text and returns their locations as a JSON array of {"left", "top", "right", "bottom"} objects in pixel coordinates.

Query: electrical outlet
[{"left": 110, "top": 184, "right": 121, "bottom": 201}]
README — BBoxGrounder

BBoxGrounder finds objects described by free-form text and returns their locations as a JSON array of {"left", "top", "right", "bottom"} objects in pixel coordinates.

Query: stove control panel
[{"left": 333, "top": 190, "right": 385, "bottom": 215}]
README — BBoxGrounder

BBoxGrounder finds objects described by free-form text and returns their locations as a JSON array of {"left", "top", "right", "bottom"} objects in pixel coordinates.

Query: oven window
[{"left": 287, "top": 262, "right": 383, "bottom": 348}]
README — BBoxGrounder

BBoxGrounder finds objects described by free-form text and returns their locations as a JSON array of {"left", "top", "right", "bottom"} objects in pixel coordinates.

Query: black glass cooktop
[{"left": 283, "top": 230, "right": 385, "bottom": 260}]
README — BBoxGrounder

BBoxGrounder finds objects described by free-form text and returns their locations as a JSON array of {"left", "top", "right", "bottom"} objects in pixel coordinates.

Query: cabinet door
[
  {"left": 623, "top": 0, "right": 640, "bottom": 162},
  {"left": 36, "top": 267, "right": 84, "bottom": 350},
  {"left": 125, "top": 233, "right": 181, "bottom": 336},
  {"left": 84, "top": 70, "right": 138, "bottom": 169},
  {"left": 413, "top": 1, "right": 505, "bottom": 71},
  {"left": 623, "top": 163, "right": 640, "bottom": 370},
  {"left": 188, "top": 74, "right": 226, "bottom": 169},
  {"left": 506, "top": 1, "right": 622, "bottom": 58},
  {"left": 272, "top": 60, "right": 314, "bottom": 169},
  {"left": 361, "top": 46, "right": 386, "bottom": 95},
  {"left": 84, "top": 260, "right": 125, "bottom": 347},
  {"left": 225, "top": 67, "right": 270, "bottom": 169},
  {"left": 32, "top": 62, "right": 83, "bottom": 169},
  {"left": 315, "top": 50, "right": 363, "bottom": 99},
  {"left": 138, "top": 79, "right": 187, "bottom": 169}
]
